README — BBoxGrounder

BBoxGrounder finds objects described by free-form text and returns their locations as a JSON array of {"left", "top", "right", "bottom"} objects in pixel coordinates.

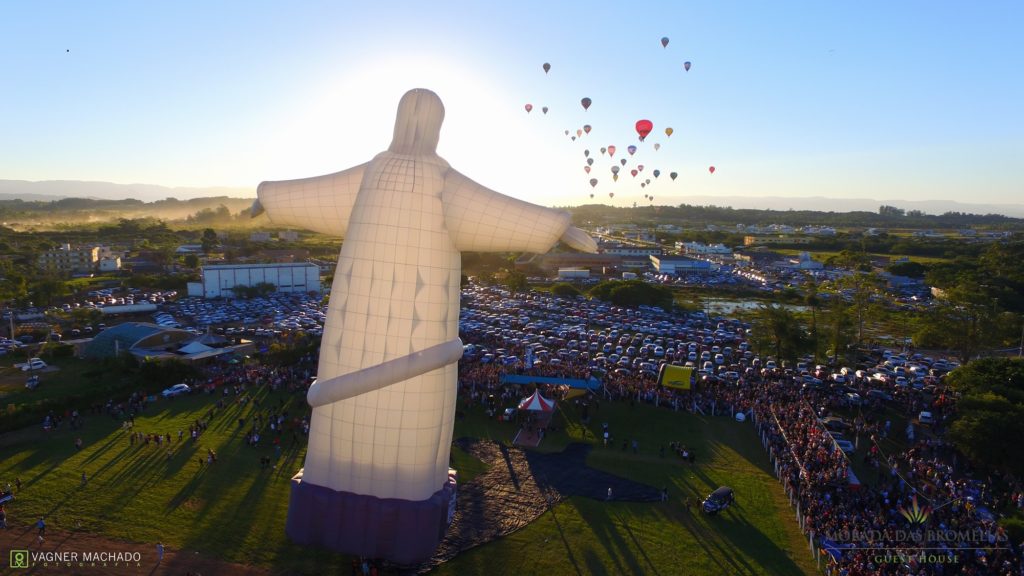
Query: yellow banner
[{"left": 658, "top": 365, "right": 693, "bottom": 390}]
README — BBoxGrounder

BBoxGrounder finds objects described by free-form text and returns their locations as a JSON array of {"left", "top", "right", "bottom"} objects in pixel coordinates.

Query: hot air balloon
[
  {"left": 564, "top": 130, "right": 570, "bottom": 136},
  {"left": 653, "top": 169, "right": 661, "bottom": 178},
  {"left": 684, "top": 61, "right": 691, "bottom": 72},
  {"left": 583, "top": 124, "right": 592, "bottom": 134},
  {"left": 709, "top": 166, "right": 715, "bottom": 174},
  {"left": 590, "top": 193, "right": 594, "bottom": 198},
  {"left": 611, "top": 166, "right": 620, "bottom": 175},
  {"left": 542, "top": 106, "right": 548, "bottom": 114},
  {"left": 661, "top": 37, "right": 669, "bottom": 48},
  {"left": 641, "top": 183, "right": 646, "bottom": 188},
  {"left": 653, "top": 143, "right": 661, "bottom": 151},
  {"left": 576, "top": 129, "right": 583, "bottom": 138},
  {"left": 571, "top": 136, "right": 576, "bottom": 141},
  {"left": 627, "top": 145, "right": 637, "bottom": 156},
  {"left": 587, "top": 158, "right": 594, "bottom": 166},
  {"left": 630, "top": 169, "right": 638, "bottom": 178},
  {"left": 670, "top": 172, "right": 678, "bottom": 180},
  {"left": 609, "top": 192, "right": 614, "bottom": 198},
  {"left": 637, "top": 164, "right": 645, "bottom": 172},
  {"left": 600, "top": 147, "right": 607, "bottom": 155},
  {"left": 649, "top": 196, "right": 654, "bottom": 202},
  {"left": 589, "top": 178, "right": 598, "bottom": 188},
  {"left": 635, "top": 119, "right": 653, "bottom": 141},
  {"left": 525, "top": 104, "right": 533, "bottom": 113},
  {"left": 543, "top": 62, "right": 551, "bottom": 74},
  {"left": 612, "top": 174, "right": 619, "bottom": 182},
  {"left": 665, "top": 127, "right": 674, "bottom": 137},
  {"left": 620, "top": 158, "right": 627, "bottom": 166},
  {"left": 645, "top": 179, "right": 650, "bottom": 184},
  {"left": 644, "top": 194, "right": 649, "bottom": 199},
  {"left": 581, "top": 97, "right": 592, "bottom": 111},
  {"left": 584, "top": 166, "right": 591, "bottom": 173},
  {"left": 584, "top": 149, "right": 590, "bottom": 158},
  {"left": 607, "top": 145, "right": 616, "bottom": 157}
]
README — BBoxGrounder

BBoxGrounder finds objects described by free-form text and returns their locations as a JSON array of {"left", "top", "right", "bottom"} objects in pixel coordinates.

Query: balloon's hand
[{"left": 561, "top": 226, "right": 598, "bottom": 253}]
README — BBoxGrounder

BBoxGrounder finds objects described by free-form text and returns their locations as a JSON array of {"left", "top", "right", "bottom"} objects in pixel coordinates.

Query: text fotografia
[
  {"left": 827, "top": 527, "right": 1009, "bottom": 545},
  {"left": 11, "top": 550, "right": 143, "bottom": 568}
]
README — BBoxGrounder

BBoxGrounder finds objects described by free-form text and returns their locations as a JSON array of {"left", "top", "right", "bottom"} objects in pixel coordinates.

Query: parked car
[
  {"left": 702, "top": 486, "right": 735, "bottom": 515},
  {"left": 21, "top": 358, "right": 47, "bottom": 372},
  {"left": 918, "top": 411, "right": 934, "bottom": 425},
  {"left": 161, "top": 383, "right": 191, "bottom": 398}
]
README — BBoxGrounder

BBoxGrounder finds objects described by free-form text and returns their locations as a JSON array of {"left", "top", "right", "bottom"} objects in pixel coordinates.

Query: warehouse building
[{"left": 187, "top": 263, "right": 321, "bottom": 299}]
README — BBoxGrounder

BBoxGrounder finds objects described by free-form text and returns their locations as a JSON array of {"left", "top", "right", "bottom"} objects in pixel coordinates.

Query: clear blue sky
[{"left": 1, "top": 1, "right": 1021, "bottom": 209}]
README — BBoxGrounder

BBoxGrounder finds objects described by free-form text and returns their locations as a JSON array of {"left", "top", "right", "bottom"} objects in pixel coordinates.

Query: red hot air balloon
[
  {"left": 670, "top": 172, "right": 678, "bottom": 180},
  {"left": 583, "top": 124, "right": 592, "bottom": 134},
  {"left": 576, "top": 129, "right": 583, "bottom": 138},
  {"left": 542, "top": 106, "right": 548, "bottom": 114},
  {"left": 525, "top": 104, "right": 533, "bottom": 113},
  {"left": 581, "top": 97, "right": 592, "bottom": 111},
  {"left": 584, "top": 166, "right": 591, "bottom": 173},
  {"left": 709, "top": 166, "right": 716, "bottom": 174},
  {"left": 627, "top": 145, "right": 637, "bottom": 156},
  {"left": 607, "top": 145, "right": 616, "bottom": 157},
  {"left": 661, "top": 37, "right": 669, "bottom": 48},
  {"left": 543, "top": 62, "right": 551, "bottom": 74},
  {"left": 589, "top": 178, "right": 598, "bottom": 188},
  {"left": 635, "top": 119, "right": 653, "bottom": 141},
  {"left": 630, "top": 169, "right": 638, "bottom": 178},
  {"left": 684, "top": 61, "right": 691, "bottom": 72}
]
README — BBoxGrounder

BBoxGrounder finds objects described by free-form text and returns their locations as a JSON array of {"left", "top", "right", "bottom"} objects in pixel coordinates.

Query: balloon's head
[{"left": 389, "top": 89, "right": 444, "bottom": 155}]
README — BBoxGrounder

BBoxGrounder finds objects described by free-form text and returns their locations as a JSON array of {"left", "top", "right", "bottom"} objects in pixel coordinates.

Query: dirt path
[{"left": 0, "top": 521, "right": 271, "bottom": 575}]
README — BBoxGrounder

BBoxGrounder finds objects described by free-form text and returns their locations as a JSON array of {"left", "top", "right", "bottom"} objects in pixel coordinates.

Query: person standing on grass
[
  {"left": 36, "top": 517, "right": 45, "bottom": 542},
  {"left": 156, "top": 542, "right": 164, "bottom": 563}
]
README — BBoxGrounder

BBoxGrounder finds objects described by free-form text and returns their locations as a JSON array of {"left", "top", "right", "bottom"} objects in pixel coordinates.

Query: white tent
[{"left": 178, "top": 340, "right": 214, "bottom": 355}]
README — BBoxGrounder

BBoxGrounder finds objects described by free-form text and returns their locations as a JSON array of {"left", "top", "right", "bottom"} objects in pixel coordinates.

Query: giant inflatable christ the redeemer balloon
[{"left": 253, "top": 88, "right": 597, "bottom": 564}]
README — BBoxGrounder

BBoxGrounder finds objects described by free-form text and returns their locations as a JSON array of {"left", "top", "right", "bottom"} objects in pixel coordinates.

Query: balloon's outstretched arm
[
  {"left": 444, "top": 170, "right": 588, "bottom": 253},
  {"left": 256, "top": 162, "right": 368, "bottom": 237},
  {"left": 306, "top": 338, "right": 464, "bottom": 408}
]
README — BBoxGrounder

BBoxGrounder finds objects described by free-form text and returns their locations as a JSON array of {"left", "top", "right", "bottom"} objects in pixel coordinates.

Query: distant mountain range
[
  {"left": 2, "top": 179, "right": 1023, "bottom": 218},
  {"left": 0, "top": 179, "right": 253, "bottom": 203}
]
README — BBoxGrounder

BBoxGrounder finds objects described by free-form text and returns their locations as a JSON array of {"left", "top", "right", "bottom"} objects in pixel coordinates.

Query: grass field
[
  {"left": 0, "top": 379, "right": 820, "bottom": 575},
  {"left": 770, "top": 248, "right": 950, "bottom": 265}
]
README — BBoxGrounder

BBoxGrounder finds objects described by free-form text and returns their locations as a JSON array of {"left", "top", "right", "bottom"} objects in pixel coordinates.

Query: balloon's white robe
[{"left": 256, "top": 89, "right": 596, "bottom": 563}]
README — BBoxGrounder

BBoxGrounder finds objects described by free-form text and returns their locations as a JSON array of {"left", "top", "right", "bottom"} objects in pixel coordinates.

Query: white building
[
  {"left": 279, "top": 230, "right": 300, "bottom": 242},
  {"left": 250, "top": 231, "right": 272, "bottom": 242},
  {"left": 678, "top": 242, "right": 732, "bottom": 256},
  {"left": 98, "top": 256, "right": 122, "bottom": 272},
  {"left": 188, "top": 263, "right": 321, "bottom": 298}
]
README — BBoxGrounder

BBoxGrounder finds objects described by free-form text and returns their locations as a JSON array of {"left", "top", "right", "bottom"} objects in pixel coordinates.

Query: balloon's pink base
[{"left": 286, "top": 472, "right": 453, "bottom": 565}]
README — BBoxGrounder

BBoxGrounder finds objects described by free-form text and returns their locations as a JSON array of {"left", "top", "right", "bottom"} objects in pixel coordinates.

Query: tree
[
  {"left": 551, "top": 283, "right": 582, "bottom": 299},
  {"left": 201, "top": 228, "right": 218, "bottom": 255},
  {"left": 945, "top": 358, "right": 1024, "bottom": 476},
  {"left": 914, "top": 283, "right": 999, "bottom": 362},
  {"left": 504, "top": 270, "right": 528, "bottom": 293},
  {"left": 183, "top": 254, "right": 199, "bottom": 269},
  {"left": 751, "top": 304, "right": 810, "bottom": 366}
]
